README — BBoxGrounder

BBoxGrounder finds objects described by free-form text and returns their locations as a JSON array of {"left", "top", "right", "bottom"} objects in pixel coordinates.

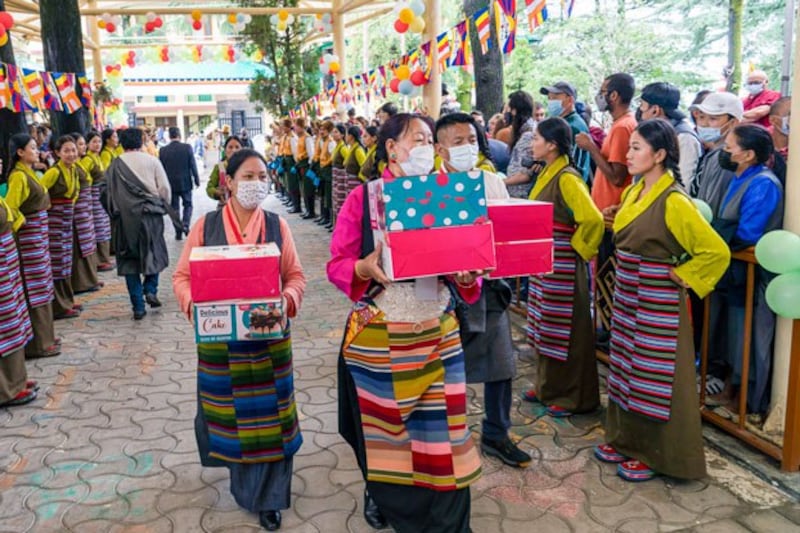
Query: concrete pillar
[
  {"left": 333, "top": 0, "right": 346, "bottom": 81},
  {"left": 422, "top": 0, "right": 442, "bottom": 119},
  {"left": 88, "top": 0, "right": 103, "bottom": 82}
]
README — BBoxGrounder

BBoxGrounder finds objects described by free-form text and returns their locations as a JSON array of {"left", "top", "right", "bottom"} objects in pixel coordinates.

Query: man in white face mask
[
  {"left": 432, "top": 113, "right": 533, "bottom": 468},
  {"left": 741, "top": 70, "right": 781, "bottom": 130}
]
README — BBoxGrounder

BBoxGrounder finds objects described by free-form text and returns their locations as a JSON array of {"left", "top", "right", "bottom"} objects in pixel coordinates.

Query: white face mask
[
  {"left": 235, "top": 180, "right": 269, "bottom": 210},
  {"left": 398, "top": 145, "right": 435, "bottom": 176},
  {"left": 447, "top": 143, "right": 479, "bottom": 172},
  {"left": 746, "top": 82, "right": 764, "bottom": 95}
]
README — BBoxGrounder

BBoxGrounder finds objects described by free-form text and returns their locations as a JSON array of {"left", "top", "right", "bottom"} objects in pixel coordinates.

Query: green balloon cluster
[
  {"left": 756, "top": 230, "right": 800, "bottom": 319},
  {"left": 692, "top": 199, "right": 713, "bottom": 223}
]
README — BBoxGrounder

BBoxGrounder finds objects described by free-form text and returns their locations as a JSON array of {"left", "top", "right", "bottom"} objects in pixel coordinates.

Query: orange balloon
[
  {"left": 190, "top": 9, "right": 202, "bottom": 21},
  {"left": 97, "top": 19, "right": 106, "bottom": 29},
  {"left": 398, "top": 7, "right": 414, "bottom": 25},
  {"left": 395, "top": 64, "right": 410, "bottom": 81},
  {"left": 278, "top": 9, "right": 289, "bottom": 21},
  {"left": 329, "top": 61, "right": 340, "bottom": 73},
  {"left": 227, "top": 14, "right": 238, "bottom": 24}
]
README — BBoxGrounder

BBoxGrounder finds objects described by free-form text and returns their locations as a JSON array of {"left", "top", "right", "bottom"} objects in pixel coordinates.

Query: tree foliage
[{"left": 238, "top": 0, "right": 319, "bottom": 117}]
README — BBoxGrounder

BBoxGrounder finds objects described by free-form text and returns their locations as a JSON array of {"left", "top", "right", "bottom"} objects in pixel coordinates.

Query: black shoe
[
  {"left": 363, "top": 490, "right": 387, "bottom": 529},
  {"left": 175, "top": 233, "right": 183, "bottom": 241},
  {"left": 302, "top": 212, "right": 316, "bottom": 220},
  {"left": 325, "top": 222, "right": 334, "bottom": 231},
  {"left": 287, "top": 207, "right": 301, "bottom": 214},
  {"left": 259, "top": 510, "right": 281, "bottom": 531},
  {"left": 145, "top": 294, "right": 162, "bottom": 308},
  {"left": 133, "top": 310, "right": 147, "bottom": 320},
  {"left": 481, "top": 436, "right": 532, "bottom": 468},
  {"left": 316, "top": 217, "right": 330, "bottom": 226}
]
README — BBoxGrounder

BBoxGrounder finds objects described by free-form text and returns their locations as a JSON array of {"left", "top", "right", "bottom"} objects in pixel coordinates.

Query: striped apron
[
  {"left": 607, "top": 249, "right": 680, "bottom": 422},
  {"left": 332, "top": 165, "right": 347, "bottom": 217},
  {"left": 17, "top": 210, "right": 55, "bottom": 309},
  {"left": 0, "top": 229, "right": 33, "bottom": 357},
  {"left": 91, "top": 185, "right": 111, "bottom": 243},
  {"left": 527, "top": 223, "right": 577, "bottom": 361},
  {"left": 48, "top": 199, "right": 75, "bottom": 281},
  {"left": 342, "top": 304, "right": 482, "bottom": 491},
  {"left": 74, "top": 184, "right": 97, "bottom": 258}
]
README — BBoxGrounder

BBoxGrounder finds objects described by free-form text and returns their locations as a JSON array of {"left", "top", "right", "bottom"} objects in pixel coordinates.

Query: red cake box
[
  {"left": 190, "top": 243, "right": 281, "bottom": 303},
  {"left": 375, "top": 223, "right": 497, "bottom": 281},
  {"left": 487, "top": 199, "right": 554, "bottom": 242},
  {"left": 488, "top": 240, "right": 554, "bottom": 279}
]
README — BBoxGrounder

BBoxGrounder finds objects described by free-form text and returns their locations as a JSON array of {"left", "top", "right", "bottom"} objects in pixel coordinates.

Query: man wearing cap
[
  {"left": 742, "top": 70, "right": 781, "bottom": 129},
  {"left": 636, "top": 82, "right": 702, "bottom": 189},
  {"left": 541, "top": 81, "right": 592, "bottom": 183}
]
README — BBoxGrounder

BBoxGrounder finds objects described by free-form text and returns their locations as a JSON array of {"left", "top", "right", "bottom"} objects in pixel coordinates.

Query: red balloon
[
  {"left": 192, "top": 20, "right": 202, "bottom": 31},
  {"left": 145, "top": 21, "right": 155, "bottom": 32},
  {"left": 114, "top": 64, "right": 121, "bottom": 71},
  {"left": 393, "top": 19, "right": 409, "bottom": 33},
  {"left": 0, "top": 12, "right": 14, "bottom": 31},
  {"left": 126, "top": 58, "right": 135, "bottom": 67},
  {"left": 128, "top": 50, "right": 135, "bottom": 58},
  {"left": 105, "top": 65, "right": 113, "bottom": 73},
  {"left": 390, "top": 78, "right": 401, "bottom": 93},
  {"left": 154, "top": 17, "right": 163, "bottom": 28},
  {"left": 410, "top": 70, "right": 427, "bottom": 86},
  {"left": 0, "top": 26, "right": 6, "bottom": 38},
  {"left": 105, "top": 22, "right": 116, "bottom": 33}
]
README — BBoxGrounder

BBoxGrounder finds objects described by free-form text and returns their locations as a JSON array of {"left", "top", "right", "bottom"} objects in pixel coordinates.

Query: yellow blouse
[
  {"left": 41, "top": 161, "right": 80, "bottom": 201},
  {"left": 5, "top": 162, "right": 38, "bottom": 218},
  {"left": 614, "top": 172, "right": 731, "bottom": 298},
  {"left": 530, "top": 155, "right": 604, "bottom": 262},
  {"left": 0, "top": 196, "right": 24, "bottom": 232},
  {"left": 100, "top": 147, "right": 117, "bottom": 169}
]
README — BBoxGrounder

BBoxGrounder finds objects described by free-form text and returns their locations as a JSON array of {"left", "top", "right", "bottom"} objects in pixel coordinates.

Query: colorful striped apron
[
  {"left": 198, "top": 331, "right": 302, "bottom": 463},
  {"left": 607, "top": 249, "right": 680, "bottom": 422},
  {"left": 48, "top": 199, "right": 75, "bottom": 281},
  {"left": 74, "top": 184, "right": 97, "bottom": 258},
  {"left": 17, "top": 210, "right": 55, "bottom": 309},
  {"left": 342, "top": 304, "right": 482, "bottom": 491},
  {"left": 91, "top": 185, "right": 111, "bottom": 243},
  {"left": 344, "top": 171, "right": 363, "bottom": 203},
  {"left": 332, "top": 166, "right": 347, "bottom": 217},
  {"left": 527, "top": 223, "right": 577, "bottom": 361},
  {"left": 0, "top": 230, "right": 33, "bottom": 357}
]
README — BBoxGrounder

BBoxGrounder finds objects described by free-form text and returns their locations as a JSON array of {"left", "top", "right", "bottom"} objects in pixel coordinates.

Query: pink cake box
[
  {"left": 375, "top": 222, "right": 497, "bottom": 281},
  {"left": 190, "top": 243, "right": 281, "bottom": 303},
  {"left": 487, "top": 199, "right": 554, "bottom": 243},
  {"left": 487, "top": 239, "right": 554, "bottom": 279}
]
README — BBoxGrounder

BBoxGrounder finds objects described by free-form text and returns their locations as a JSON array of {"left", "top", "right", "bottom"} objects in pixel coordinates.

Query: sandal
[
  {"left": 26, "top": 380, "right": 39, "bottom": 391},
  {"left": 56, "top": 308, "right": 80, "bottom": 320},
  {"left": 546, "top": 405, "right": 573, "bottom": 417},
  {"left": 522, "top": 389, "right": 540, "bottom": 403},
  {"left": 594, "top": 443, "right": 628, "bottom": 463},
  {"left": 1, "top": 388, "right": 37, "bottom": 407},
  {"left": 617, "top": 460, "right": 656, "bottom": 482}
]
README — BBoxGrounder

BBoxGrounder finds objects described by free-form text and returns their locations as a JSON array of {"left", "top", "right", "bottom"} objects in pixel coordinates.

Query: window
[
  {"left": 198, "top": 94, "right": 213, "bottom": 102},
  {"left": 154, "top": 95, "right": 169, "bottom": 103}
]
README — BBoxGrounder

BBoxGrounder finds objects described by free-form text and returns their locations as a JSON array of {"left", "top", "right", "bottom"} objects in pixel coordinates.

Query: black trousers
[{"left": 170, "top": 189, "right": 193, "bottom": 233}]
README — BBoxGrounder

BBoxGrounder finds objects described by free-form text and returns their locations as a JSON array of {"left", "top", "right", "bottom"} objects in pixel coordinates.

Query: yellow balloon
[
  {"left": 0, "top": 33, "right": 9, "bottom": 47},
  {"left": 253, "top": 50, "right": 264, "bottom": 62},
  {"left": 398, "top": 8, "right": 415, "bottom": 25},
  {"left": 227, "top": 14, "right": 238, "bottom": 24},
  {"left": 395, "top": 64, "right": 410, "bottom": 80},
  {"left": 277, "top": 21, "right": 287, "bottom": 32},
  {"left": 329, "top": 61, "right": 340, "bottom": 73},
  {"left": 409, "top": 16, "right": 425, "bottom": 33},
  {"left": 278, "top": 9, "right": 289, "bottom": 21},
  {"left": 97, "top": 20, "right": 106, "bottom": 29},
  {"left": 191, "top": 9, "right": 202, "bottom": 21}
]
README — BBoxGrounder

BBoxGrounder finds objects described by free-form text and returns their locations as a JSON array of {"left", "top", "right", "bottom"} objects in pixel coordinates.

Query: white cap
[{"left": 689, "top": 92, "right": 744, "bottom": 121}]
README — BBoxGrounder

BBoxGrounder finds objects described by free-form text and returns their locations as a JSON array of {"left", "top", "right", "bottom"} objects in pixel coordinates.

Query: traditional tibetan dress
[
  {"left": 100, "top": 145, "right": 118, "bottom": 170},
  {"left": 605, "top": 173, "right": 729, "bottom": 479},
  {"left": 0, "top": 197, "right": 33, "bottom": 402},
  {"left": 328, "top": 181, "right": 481, "bottom": 533},
  {"left": 83, "top": 152, "right": 113, "bottom": 267},
  {"left": 71, "top": 162, "right": 99, "bottom": 293},
  {"left": 190, "top": 207, "right": 302, "bottom": 513},
  {"left": 343, "top": 144, "right": 366, "bottom": 200},
  {"left": 41, "top": 161, "right": 79, "bottom": 317},
  {"left": 358, "top": 144, "right": 377, "bottom": 182},
  {"left": 5, "top": 162, "right": 57, "bottom": 357},
  {"left": 318, "top": 137, "right": 334, "bottom": 217},
  {"left": 331, "top": 140, "right": 348, "bottom": 220},
  {"left": 527, "top": 156, "right": 604, "bottom": 413}
]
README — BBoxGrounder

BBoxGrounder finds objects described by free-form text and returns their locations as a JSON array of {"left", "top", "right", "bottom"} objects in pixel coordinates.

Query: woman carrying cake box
[
  {"left": 173, "top": 149, "right": 306, "bottom": 531},
  {"left": 328, "top": 113, "right": 483, "bottom": 533}
]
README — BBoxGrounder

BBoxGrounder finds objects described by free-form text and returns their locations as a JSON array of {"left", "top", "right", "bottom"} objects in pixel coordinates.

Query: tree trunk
[
  {"left": 39, "top": 0, "right": 91, "bottom": 137},
  {"left": 726, "top": 0, "right": 744, "bottom": 92},
  {"left": 0, "top": 0, "right": 29, "bottom": 181},
  {"left": 464, "top": 0, "right": 504, "bottom": 118}
]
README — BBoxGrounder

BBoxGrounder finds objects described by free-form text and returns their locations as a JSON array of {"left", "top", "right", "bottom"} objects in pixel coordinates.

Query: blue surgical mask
[
  {"left": 746, "top": 82, "right": 764, "bottom": 95},
  {"left": 547, "top": 99, "right": 564, "bottom": 117},
  {"left": 697, "top": 126, "right": 722, "bottom": 144}
]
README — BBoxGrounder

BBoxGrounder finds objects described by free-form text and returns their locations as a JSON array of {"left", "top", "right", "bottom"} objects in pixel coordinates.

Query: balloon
[
  {"left": 409, "top": 0, "right": 426, "bottom": 16},
  {"left": 329, "top": 61, "right": 340, "bottom": 73},
  {"left": 0, "top": 32, "right": 8, "bottom": 47},
  {"left": 319, "top": 63, "right": 328, "bottom": 74},
  {"left": 766, "top": 272, "right": 800, "bottom": 318},
  {"left": 112, "top": 15, "right": 122, "bottom": 25},
  {"left": 692, "top": 199, "right": 713, "bottom": 223},
  {"left": 244, "top": 14, "right": 252, "bottom": 23},
  {"left": 389, "top": 78, "right": 401, "bottom": 93},
  {"left": 394, "top": 19, "right": 409, "bottom": 33},
  {"left": 192, "top": 20, "right": 203, "bottom": 31},
  {"left": 252, "top": 50, "right": 263, "bottom": 62},
  {"left": 145, "top": 21, "right": 155, "bottom": 33},
  {"left": 286, "top": 14, "right": 295, "bottom": 24},
  {"left": 154, "top": 17, "right": 163, "bottom": 28},
  {"left": 105, "top": 22, "right": 116, "bottom": 33},
  {"left": 146, "top": 11, "right": 156, "bottom": 22},
  {"left": 409, "top": 16, "right": 425, "bottom": 33},
  {"left": 399, "top": 79, "right": 414, "bottom": 95},
  {"left": 755, "top": 230, "right": 800, "bottom": 274},
  {"left": 228, "top": 14, "right": 238, "bottom": 24},
  {"left": 191, "top": 9, "right": 202, "bottom": 21},
  {"left": 278, "top": 9, "right": 289, "bottom": 21},
  {"left": 128, "top": 50, "right": 135, "bottom": 58},
  {"left": 410, "top": 69, "right": 426, "bottom": 86},
  {"left": 237, "top": 13, "right": 247, "bottom": 23},
  {"left": 395, "top": 65, "right": 410, "bottom": 80},
  {"left": 398, "top": 8, "right": 415, "bottom": 24},
  {"left": 277, "top": 21, "right": 287, "bottom": 32},
  {"left": 97, "top": 20, "right": 106, "bottom": 29},
  {"left": 105, "top": 65, "right": 113, "bottom": 73},
  {"left": 321, "top": 13, "right": 332, "bottom": 24},
  {"left": 270, "top": 14, "right": 279, "bottom": 24}
]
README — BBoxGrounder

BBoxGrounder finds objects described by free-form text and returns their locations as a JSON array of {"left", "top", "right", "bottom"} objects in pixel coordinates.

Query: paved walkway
[{"left": 1, "top": 181, "right": 799, "bottom": 532}]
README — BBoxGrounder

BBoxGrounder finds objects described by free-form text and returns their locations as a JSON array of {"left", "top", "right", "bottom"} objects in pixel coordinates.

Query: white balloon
[
  {"left": 146, "top": 11, "right": 156, "bottom": 22},
  {"left": 236, "top": 13, "right": 246, "bottom": 23},
  {"left": 244, "top": 14, "right": 253, "bottom": 23},
  {"left": 286, "top": 14, "right": 295, "bottom": 24},
  {"left": 102, "top": 12, "right": 111, "bottom": 22},
  {"left": 270, "top": 14, "right": 279, "bottom": 24},
  {"left": 329, "top": 54, "right": 339, "bottom": 63},
  {"left": 321, "top": 13, "right": 332, "bottom": 24},
  {"left": 112, "top": 15, "right": 122, "bottom": 26},
  {"left": 409, "top": 0, "right": 425, "bottom": 16},
  {"left": 392, "top": 2, "right": 409, "bottom": 16},
  {"left": 234, "top": 23, "right": 245, "bottom": 32},
  {"left": 323, "top": 53, "right": 333, "bottom": 64},
  {"left": 398, "top": 79, "right": 414, "bottom": 95}
]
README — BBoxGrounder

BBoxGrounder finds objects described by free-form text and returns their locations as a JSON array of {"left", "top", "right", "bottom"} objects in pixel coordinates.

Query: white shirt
[{"left": 119, "top": 151, "right": 171, "bottom": 202}]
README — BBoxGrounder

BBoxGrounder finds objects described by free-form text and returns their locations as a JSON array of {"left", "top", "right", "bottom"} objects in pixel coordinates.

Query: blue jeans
[
  {"left": 125, "top": 273, "right": 159, "bottom": 313},
  {"left": 482, "top": 379, "right": 512, "bottom": 441}
]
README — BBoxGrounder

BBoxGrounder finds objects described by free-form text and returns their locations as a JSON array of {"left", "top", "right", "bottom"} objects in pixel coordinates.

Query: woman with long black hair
[
  {"left": 342, "top": 125, "right": 366, "bottom": 200},
  {"left": 100, "top": 128, "right": 119, "bottom": 169},
  {"left": 71, "top": 133, "right": 101, "bottom": 295},
  {"left": 84, "top": 131, "right": 114, "bottom": 271},
  {"left": 500, "top": 90, "right": 537, "bottom": 198}
]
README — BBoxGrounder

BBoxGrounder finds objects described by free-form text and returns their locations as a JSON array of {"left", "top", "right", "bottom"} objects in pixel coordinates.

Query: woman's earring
[{"left": 390, "top": 153, "right": 397, "bottom": 162}]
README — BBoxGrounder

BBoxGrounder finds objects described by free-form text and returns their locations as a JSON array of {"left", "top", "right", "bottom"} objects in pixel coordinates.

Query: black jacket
[{"left": 159, "top": 140, "right": 199, "bottom": 193}]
